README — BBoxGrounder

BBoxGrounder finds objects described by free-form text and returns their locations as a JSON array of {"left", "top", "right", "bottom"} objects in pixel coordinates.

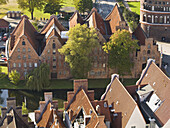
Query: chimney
[
  {"left": 39, "top": 101, "right": 46, "bottom": 113},
  {"left": 7, "top": 97, "right": 16, "bottom": 109},
  {"left": 69, "top": 109, "right": 73, "bottom": 120},
  {"left": 44, "top": 92, "right": 53, "bottom": 103},
  {"left": 74, "top": 79, "right": 88, "bottom": 93},
  {"left": 96, "top": 105, "right": 101, "bottom": 115}
]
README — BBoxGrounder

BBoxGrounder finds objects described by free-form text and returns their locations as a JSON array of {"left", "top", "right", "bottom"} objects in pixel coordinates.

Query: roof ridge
[{"left": 105, "top": 3, "right": 119, "bottom": 20}]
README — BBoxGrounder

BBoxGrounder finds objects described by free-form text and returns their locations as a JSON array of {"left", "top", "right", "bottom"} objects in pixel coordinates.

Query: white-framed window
[
  {"left": 17, "top": 48, "right": 20, "bottom": 52},
  {"left": 23, "top": 48, "right": 26, "bottom": 52},
  {"left": 24, "top": 63, "right": 27, "bottom": 68},
  {"left": 28, "top": 55, "right": 31, "bottom": 59},
  {"left": 28, "top": 48, "right": 31, "bottom": 52},
  {"left": 34, "top": 63, "right": 37, "bottom": 67},
  {"left": 104, "top": 102, "right": 107, "bottom": 108},
  {"left": 18, "top": 63, "right": 21, "bottom": 67},
  {"left": 13, "top": 63, "right": 16, "bottom": 67},
  {"left": 48, "top": 49, "right": 50, "bottom": 53},
  {"left": 29, "top": 63, "right": 32, "bottom": 67},
  {"left": 18, "top": 55, "right": 21, "bottom": 59}
]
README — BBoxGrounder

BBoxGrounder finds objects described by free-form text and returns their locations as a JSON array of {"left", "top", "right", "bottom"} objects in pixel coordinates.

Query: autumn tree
[
  {"left": 44, "top": 0, "right": 63, "bottom": 15},
  {"left": 103, "top": 29, "right": 139, "bottom": 78},
  {"left": 26, "top": 63, "right": 50, "bottom": 91},
  {"left": 17, "top": 0, "right": 45, "bottom": 20},
  {"left": 59, "top": 24, "right": 98, "bottom": 78},
  {"left": 73, "top": 0, "right": 92, "bottom": 14},
  {"left": 0, "top": 0, "right": 8, "bottom": 4},
  {"left": 9, "top": 70, "right": 20, "bottom": 85}
]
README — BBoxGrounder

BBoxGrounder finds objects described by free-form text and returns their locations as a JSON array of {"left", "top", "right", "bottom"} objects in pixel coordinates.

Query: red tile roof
[
  {"left": 133, "top": 24, "right": 147, "bottom": 45},
  {"left": 136, "top": 60, "right": 170, "bottom": 125},
  {"left": 0, "top": 19, "right": 9, "bottom": 28},
  {"left": 69, "top": 11, "right": 84, "bottom": 28}
]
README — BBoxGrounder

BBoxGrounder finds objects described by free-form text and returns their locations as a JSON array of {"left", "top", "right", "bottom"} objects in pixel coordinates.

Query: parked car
[
  {"left": 4, "top": 33, "right": 8, "bottom": 37},
  {"left": 1, "top": 57, "right": 7, "bottom": 61},
  {"left": 3, "top": 36, "right": 7, "bottom": 41}
]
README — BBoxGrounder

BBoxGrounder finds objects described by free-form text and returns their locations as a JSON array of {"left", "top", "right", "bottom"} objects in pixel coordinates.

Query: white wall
[
  {"left": 163, "top": 119, "right": 170, "bottom": 128},
  {"left": 125, "top": 106, "right": 146, "bottom": 128}
]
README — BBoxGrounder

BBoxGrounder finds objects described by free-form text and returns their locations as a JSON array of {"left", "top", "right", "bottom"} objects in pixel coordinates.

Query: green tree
[
  {"left": 17, "top": 0, "right": 45, "bottom": 20},
  {"left": 22, "top": 102, "right": 28, "bottom": 115},
  {"left": 73, "top": 0, "right": 92, "bottom": 14},
  {"left": 103, "top": 29, "right": 139, "bottom": 78},
  {"left": 44, "top": 0, "right": 63, "bottom": 15},
  {"left": 26, "top": 63, "right": 50, "bottom": 91},
  {"left": 0, "top": 0, "right": 8, "bottom": 4},
  {"left": 9, "top": 70, "right": 20, "bottom": 85},
  {"left": 59, "top": 24, "right": 98, "bottom": 78}
]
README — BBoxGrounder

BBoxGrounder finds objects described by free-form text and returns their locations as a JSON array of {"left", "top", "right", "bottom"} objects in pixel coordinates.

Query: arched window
[
  {"left": 52, "top": 43, "right": 56, "bottom": 49},
  {"left": 147, "top": 50, "right": 151, "bottom": 54},
  {"left": 22, "top": 41, "right": 25, "bottom": 45},
  {"left": 155, "top": 16, "right": 158, "bottom": 23},
  {"left": 148, "top": 15, "right": 152, "bottom": 23},
  {"left": 148, "top": 44, "right": 151, "bottom": 49},
  {"left": 160, "top": 16, "right": 163, "bottom": 23},
  {"left": 143, "top": 50, "right": 146, "bottom": 55}
]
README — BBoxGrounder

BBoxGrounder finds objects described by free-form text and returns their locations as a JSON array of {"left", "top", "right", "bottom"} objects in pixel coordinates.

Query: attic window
[
  {"left": 53, "top": 43, "right": 56, "bottom": 49},
  {"left": 89, "top": 109, "right": 93, "bottom": 115},
  {"left": 22, "top": 41, "right": 25, "bottom": 45},
  {"left": 104, "top": 102, "right": 107, "bottom": 108}
]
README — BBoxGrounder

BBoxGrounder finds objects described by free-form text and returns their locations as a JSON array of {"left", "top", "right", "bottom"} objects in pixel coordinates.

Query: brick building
[{"left": 140, "top": 0, "right": 170, "bottom": 42}]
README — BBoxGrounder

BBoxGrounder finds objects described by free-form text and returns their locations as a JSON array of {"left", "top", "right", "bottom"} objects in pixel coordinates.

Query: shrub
[{"left": 9, "top": 70, "right": 20, "bottom": 85}]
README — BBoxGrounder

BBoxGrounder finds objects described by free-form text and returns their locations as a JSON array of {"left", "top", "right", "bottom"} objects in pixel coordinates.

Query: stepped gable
[
  {"left": 105, "top": 3, "right": 124, "bottom": 34},
  {"left": 41, "top": 15, "right": 67, "bottom": 35},
  {"left": 85, "top": 8, "right": 106, "bottom": 35},
  {"left": 9, "top": 15, "right": 40, "bottom": 54},
  {"left": 69, "top": 10, "right": 84, "bottom": 28},
  {"left": 101, "top": 75, "right": 138, "bottom": 128},
  {"left": 133, "top": 24, "right": 147, "bottom": 45},
  {"left": 136, "top": 60, "right": 170, "bottom": 125}
]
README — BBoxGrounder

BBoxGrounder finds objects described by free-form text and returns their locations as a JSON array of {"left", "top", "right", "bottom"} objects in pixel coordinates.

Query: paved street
[{"left": 96, "top": 0, "right": 117, "bottom": 18}]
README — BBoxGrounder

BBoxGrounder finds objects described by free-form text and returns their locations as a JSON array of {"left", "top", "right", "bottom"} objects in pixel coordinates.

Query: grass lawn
[
  {"left": 0, "top": 0, "right": 75, "bottom": 19},
  {"left": 128, "top": 2, "right": 140, "bottom": 15}
]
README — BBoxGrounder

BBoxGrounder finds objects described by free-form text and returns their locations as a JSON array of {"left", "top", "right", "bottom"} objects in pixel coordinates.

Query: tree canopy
[
  {"left": 103, "top": 29, "right": 139, "bottom": 76},
  {"left": 73, "top": 0, "right": 92, "bottom": 14},
  {"left": 26, "top": 63, "right": 50, "bottom": 91},
  {"left": 59, "top": 24, "right": 98, "bottom": 78},
  {"left": 17, "top": 0, "right": 45, "bottom": 20},
  {"left": 0, "top": 0, "right": 8, "bottom": 4},
  {"left": 9, "top": 70, "right": 20, "bottom": 85},
  {"left": 44, "top": 0, "right": 63, "bottom": 15}
]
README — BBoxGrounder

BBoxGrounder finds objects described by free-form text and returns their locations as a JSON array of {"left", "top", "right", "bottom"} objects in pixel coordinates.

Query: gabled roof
[
  {"left": 101, "top": 74, "right": 138, "bottom": 128},
  {"left": 69, "top": 11, "right": 84, "bottom": 28},
  {"left": 66, "top": 88, "right": 107, "bottom": 128},
  {"left": 136, "top": 59, "right": 170, "bottom": 125},
  {"left": 0, "top": 19, "right": 9, "bottom": 28},
  {"left": 10, "top": 15, "right": 40, "bottom": 54},
  {"left": 41, "top": 15, "right": 67, "bottom": 34},
  {"left": 133, "top": 24, "right": 147, "bottom": 45},
  {"left": 85, "top": 8, "right": 106, "bottom": 35},
  {"left": 105, "top": 4, "right": 124, "bottom": 34}
]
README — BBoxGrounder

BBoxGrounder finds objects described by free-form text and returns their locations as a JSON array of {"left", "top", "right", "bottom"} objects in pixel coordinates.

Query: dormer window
[
  {"left": 22, "top": 41, "right": 25, "bottom": 45},
  {"left": 53, "top": 43, "right": 56, "bottom": 49}
]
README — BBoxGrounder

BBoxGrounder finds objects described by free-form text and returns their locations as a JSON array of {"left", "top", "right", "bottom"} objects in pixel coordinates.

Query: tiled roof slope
[
  {"left": 9, "top": 15, "right": 39, "bottom": 53},
  {"left": 102, "top": 76, "right": 137, "bottom": 128},
  {"left": 105, "top": 4, "right": 124, "bottom": 34},
  {"left": 85, "top": 8, "right": 107, "bottom": 35},
  {"left": 41, "top": 15, "right": 67, "bottom": 34},
  {"left": 133, "top": 24, "right": 147, "bottom": 45},
  {"left": 66, "top": 89, "right": 107, "bottom": 128},
  {"left": 0, "top": 19, "right": 9, "bottom": 27},
  {"left": 69, "top": 11, "right": 84, "bottom": 28},
  {"left": 136, "top": 60, "right": 170, "bottom": 125}
]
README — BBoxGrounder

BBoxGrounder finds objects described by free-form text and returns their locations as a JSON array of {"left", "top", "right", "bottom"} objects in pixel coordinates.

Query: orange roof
[
  {"left": 0, "top": 19, "right": 9, "bottom": 27},
  {"left": 105, "top": 4, "right": 124, "bottom": 34},
  {"left": 41, "top": 15, "right": 66, "bottom": 34},
  {"left": 133, "top": 24, "right": 147, "bottom": 45},
  {"left": 136, "top": 60, "right": 170, "bottom": 125},
  {"left": 69, "top": 11, "right": 84, "bottom": 28},
  {"left": 85, "top": 8, "right": 106, "bottom": 35},
  {"left": 102, "top": 76, "right": 137, "bottom": 128}
]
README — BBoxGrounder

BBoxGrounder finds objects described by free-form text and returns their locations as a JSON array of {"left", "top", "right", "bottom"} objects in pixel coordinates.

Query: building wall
[
  {"left": 133, "top": 38, "right": 160, "bottom": 78},
  {"left": 40, "top": 35, "right": 70, "bottom": 79},
  {"left": 125, "top": 106, "right": 146, "bottom": 128},
  {"left": 140, "top": 0, "right": 170, "bottom": 42},
  {"left": 8, "top": 35, "right": 39, "bottom": 80}
]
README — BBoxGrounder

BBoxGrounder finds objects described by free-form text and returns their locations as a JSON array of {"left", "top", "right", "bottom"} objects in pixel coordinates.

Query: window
[
  {"left": 59, "top": 55, "right": 61, "bottom": 60},
  {"left": 53, "top": 56, "right": 56, "bottom": 61},
  {"left": 28, "top": 48, "right": 31, "bottom": 52},
  {"left": 104, "top": 102, "right": 107, "bottom": 107},
  {"left": 17, "top": 48, "right": 20, "bottom": 52},
  {"left": 23, "top": 55, "right": 26, "bottom": 59},
  {"left": 24, "top": 63, "right": 27, "bottom": 67},
  {"left": 22, "top": 41, "right": 25, "bottom": 45},
  {"left": 52, "top": 43, "right": 56, "bottom": 49},
  {"left": 89, "top": 109, "right": 93, "bottom": 115},
  {"left": 147, "top": 50, "right": 150, "bottom": 54},
  {"left": 29, "top": 63, "right": 32, "bottom": 67},
  {"left": 64, "top": 71, "right": 66, "bottom": 75},
  {"left": 143, "top": 50, "right": 146, "bottom": 55},
  {"left": 48, "top": 49, "right": 50, "bottom": 53},
  {"left": 59, "top": 62, "right": 61, "bottom": 67},
  {"left": 103, "top": 63, "right": 106, "bottom": 68},
  {"left": 23, "top": 48, "right": 26, "bottom": 52},
  {"left": 90, "top": 71, "right": 95, "bottom": 75},
  {"left": 148, "top": 44, "right": 151, "bottom": 49},
  {"left": 13, "top": 63, "right": 16, "bottom": 67},
  {"left": 94, "top": 63, "right": 97, "bottom": 68},
  {"left": 53, "top": 49, "right": 56, "bottom": 54},
  {"left": 18, "top": 63, "right": 21, "bottom": 67},
  {"left": 18, "top": 55, "right": 21, "bottom": 59},
  {"left": 28, "top": 55, "right": 31, "bottom": 59},
  {"left": 48, "top": 56, "right": 50, "bottom": 60},
  {"left": 99, "top": 63, "right": 102, "bottom": 68},
  {"left": 143, "top": 56, "right": 146, "bottom": 61},
  {"left": 131, "top": 126, "right": 136, "bottom": 128},
  {"left": 34, "top": 63, "right": 37, "bottom": 67}
]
